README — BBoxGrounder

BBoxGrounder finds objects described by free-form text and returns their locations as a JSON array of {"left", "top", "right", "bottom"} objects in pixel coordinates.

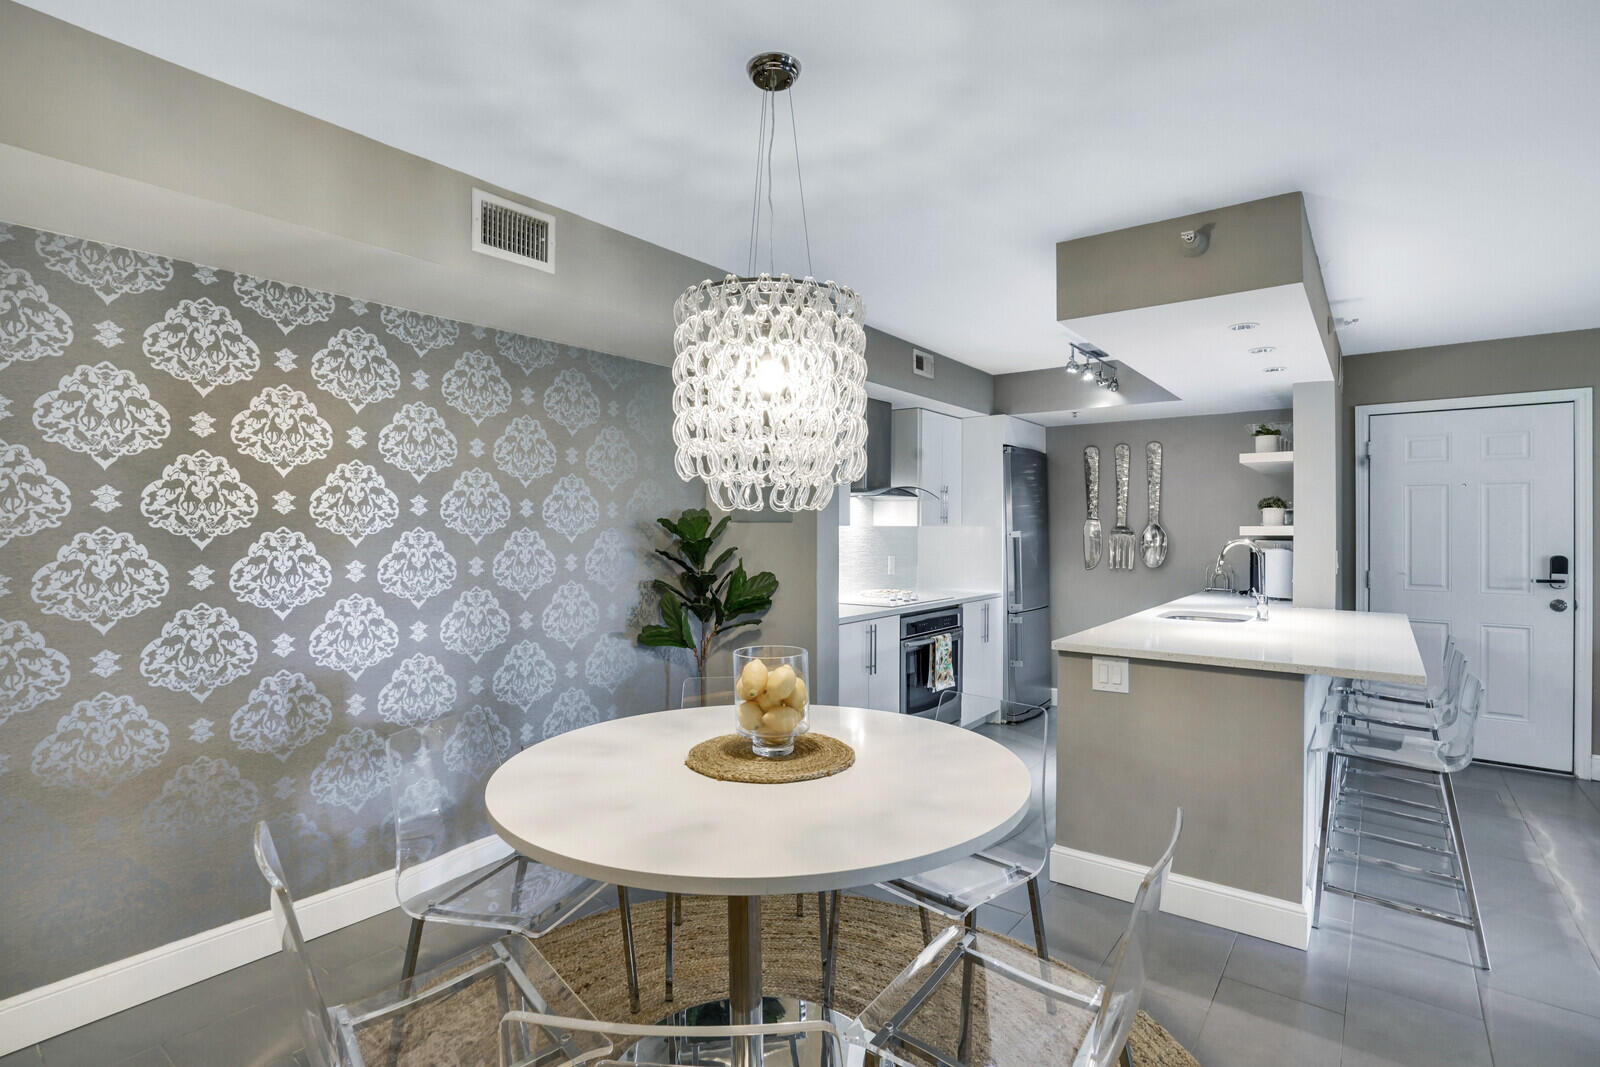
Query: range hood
[{"left": 849, "top": 398, "right": 935, "bottom": 500}]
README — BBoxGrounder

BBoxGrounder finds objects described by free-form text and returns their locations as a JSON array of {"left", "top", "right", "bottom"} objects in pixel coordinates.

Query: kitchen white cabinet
[
  {"left": 838, "top": 617, "right": 900, "bottom": 713},
  {"left": 963, "top": 596, "right": 1005, "bottom": 704},
  {"left": 891, "top": 408, "right": 963, "bottom": 525}
]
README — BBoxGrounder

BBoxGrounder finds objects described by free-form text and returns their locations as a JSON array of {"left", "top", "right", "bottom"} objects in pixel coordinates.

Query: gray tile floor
[{"left": 6, "top": 760, "right": 1599, "bottom": 1066}]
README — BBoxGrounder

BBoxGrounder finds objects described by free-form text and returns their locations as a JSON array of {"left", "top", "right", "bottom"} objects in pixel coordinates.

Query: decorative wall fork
[{"left": 1109, "top": 443, "right": 1136, "bottom": 570}]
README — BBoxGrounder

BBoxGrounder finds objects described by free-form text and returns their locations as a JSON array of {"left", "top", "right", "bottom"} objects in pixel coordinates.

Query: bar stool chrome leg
[
  {"left": 1311, "top": 749, "right": 1337, "bottom": 929},
  {"left": 1440, "top": 772, "right": 1491, "bottom": 970}
]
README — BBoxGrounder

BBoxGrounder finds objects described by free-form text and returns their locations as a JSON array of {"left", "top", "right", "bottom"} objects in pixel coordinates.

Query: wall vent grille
[
  {"left": 472, "top": 189, "right": 554, "bottom": 272},
  {"left": 912, "top": 349, "right": 935, "bottom": 379}
]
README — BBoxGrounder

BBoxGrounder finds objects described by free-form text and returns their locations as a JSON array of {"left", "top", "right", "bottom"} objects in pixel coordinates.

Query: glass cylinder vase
[{"left": 732, "top": 645, "right": 810, "bottom": 757}]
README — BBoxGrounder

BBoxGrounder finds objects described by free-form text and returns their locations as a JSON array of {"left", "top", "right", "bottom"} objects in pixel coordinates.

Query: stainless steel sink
[{"left": 1159, "top": 611, "right": 1254, "bottom": 623}]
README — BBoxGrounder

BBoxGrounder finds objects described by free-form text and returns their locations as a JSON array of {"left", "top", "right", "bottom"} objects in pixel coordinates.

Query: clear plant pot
[{"left": 732, "top": 645, "right": 810, "bottom": 757}]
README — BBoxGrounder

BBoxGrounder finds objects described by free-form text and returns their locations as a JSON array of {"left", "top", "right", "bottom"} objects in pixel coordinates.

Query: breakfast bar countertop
[{"left": 1051, "top": 592, "right": 1426, "bottom": 685}]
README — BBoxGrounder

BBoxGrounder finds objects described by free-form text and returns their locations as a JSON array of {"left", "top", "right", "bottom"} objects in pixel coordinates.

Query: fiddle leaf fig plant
[{"left": 637, "top": 508, "right": 779, "bottom": 680}]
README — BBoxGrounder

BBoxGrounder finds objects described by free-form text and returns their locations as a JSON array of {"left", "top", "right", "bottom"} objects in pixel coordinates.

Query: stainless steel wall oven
[{"left": 900, "top": 605, "right": 962, "bottom": 718}]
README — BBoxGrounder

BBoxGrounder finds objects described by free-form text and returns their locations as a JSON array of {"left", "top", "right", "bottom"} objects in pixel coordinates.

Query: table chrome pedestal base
[{"left": 605, "top": 996, "right": 844, "bottom": 1066}]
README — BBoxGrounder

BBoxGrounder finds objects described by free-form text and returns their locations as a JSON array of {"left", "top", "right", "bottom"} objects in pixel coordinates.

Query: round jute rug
[{"left": 531, "top": 893, "right": 1201, "bottom": 1066}]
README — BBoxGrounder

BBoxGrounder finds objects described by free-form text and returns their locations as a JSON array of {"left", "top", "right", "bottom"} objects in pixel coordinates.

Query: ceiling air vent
[{"left": 472, "top": 189, "right": 554, "bottom": 273}]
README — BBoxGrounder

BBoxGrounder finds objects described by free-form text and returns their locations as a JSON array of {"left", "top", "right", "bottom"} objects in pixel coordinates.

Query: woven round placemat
[{"left": 685, "top": 732, "right": 855, "bottom": 783}]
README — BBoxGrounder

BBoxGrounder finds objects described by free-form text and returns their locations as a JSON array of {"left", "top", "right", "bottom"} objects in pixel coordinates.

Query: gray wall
[
  {"left": 0, "top": 221, "right": 702, "bottom": 996},
  {"left": 1342, "top": 329, "right": 1600, "bottom": 755},
  {"left": 1046, "top": 407, "right": 1293, "bottom": 665}
]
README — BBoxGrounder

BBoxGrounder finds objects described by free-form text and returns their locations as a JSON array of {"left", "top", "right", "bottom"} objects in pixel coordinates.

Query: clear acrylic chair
[
  {"left": 388, "top": 711, "right": 645, "bottom": 1013},
  {"left": 846, "top": 811, "right": 1182, "bottom": 1067},
  {"left": 500, "top": 1011, "right": 843, "bottom": 1067},
  {"left": 679, "top": 674, "right": 738, "bottom": 708},
  {"left": 1312, "top": 672, "right": 1490, "bottom": 969},
  {"left": 822, "top": 690, "right": 1053, "bottom": 1010},
  {"left": 252, "top": 821, "right": 610, "bottom": 1067},
  {"left": 1328, "top": 636, "right": 1466, "bottom": 734}
]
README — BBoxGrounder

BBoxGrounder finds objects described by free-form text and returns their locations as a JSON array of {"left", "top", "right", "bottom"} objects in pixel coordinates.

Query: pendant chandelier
[{"left": 671, "top": 52, "right": 868, "bottom": 512}]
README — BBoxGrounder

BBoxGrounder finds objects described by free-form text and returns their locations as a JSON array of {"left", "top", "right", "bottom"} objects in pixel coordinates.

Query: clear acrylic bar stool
[
  {"left": 388, "top": 710, "right": 646, "bottom": 1013},
  {"left": 845, "top": 811, "right": 1182, "bottom": 1067},
  {"left": 252, "top": 821, "right": 610, "bottom": 1067},
  {"left": 1328, "top": 636, "right": 1466, "bottom": 735},
  {"left": 1312, "top": 672, "right": 1491, "bottom": 969}
]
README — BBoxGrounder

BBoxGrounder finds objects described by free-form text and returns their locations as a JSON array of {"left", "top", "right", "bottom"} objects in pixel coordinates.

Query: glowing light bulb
[{"left": 753, "top": 357, "right": 786, "bottom": 396}]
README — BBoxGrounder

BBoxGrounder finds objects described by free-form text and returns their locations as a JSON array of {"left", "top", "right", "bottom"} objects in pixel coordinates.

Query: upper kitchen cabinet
[{"left": 891, "top": 408, "right": 963, "bottom": 525}]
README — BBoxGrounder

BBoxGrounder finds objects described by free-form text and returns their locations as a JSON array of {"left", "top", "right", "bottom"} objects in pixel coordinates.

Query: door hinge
[
  {"left": 1363, "top": 439, "right": 1372, "bottom": 459},
  {"left": 1363, "top": 570, "right": 1370, "bottom": 590}
]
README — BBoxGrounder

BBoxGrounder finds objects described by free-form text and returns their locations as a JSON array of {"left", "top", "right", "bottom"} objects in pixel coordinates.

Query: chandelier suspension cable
[
  {"left": 766, "top": 90, "right": 777, "bottom": 276},
  {"left": 788, "top": 87, "right": 814, "bottom": 280},
  {"left": 746, "top": 91, "right": 768, "bottom": 277}
]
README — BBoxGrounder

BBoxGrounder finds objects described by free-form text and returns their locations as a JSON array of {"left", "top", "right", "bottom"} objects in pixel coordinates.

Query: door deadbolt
[{"left": 1550, "top": 599, "right": 1569, "bottom": 613}]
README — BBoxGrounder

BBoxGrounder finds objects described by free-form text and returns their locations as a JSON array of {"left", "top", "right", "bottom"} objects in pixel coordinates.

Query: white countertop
[
  {"left": 838, "top": 589, "right": 1000, "bottom": 623},
  {"left": 1051, "top": 592, "right": 1426, "bottom": 685},
  {"left": 485, "top": 705, "right": 1031, "bottom": 895}
]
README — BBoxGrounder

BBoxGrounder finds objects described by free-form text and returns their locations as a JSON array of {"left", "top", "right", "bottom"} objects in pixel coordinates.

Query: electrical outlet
[
  {"left": 886, "top": 555, "right": 896, "bottom": 576},
  {"left": 1091, "top": 656, "right": 1130, "bottom": 694}
]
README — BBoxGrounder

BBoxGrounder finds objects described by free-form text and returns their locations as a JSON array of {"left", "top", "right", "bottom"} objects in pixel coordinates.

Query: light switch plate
[{"left": 1091, "top": 656, "right": 1130, "bottom": 694}]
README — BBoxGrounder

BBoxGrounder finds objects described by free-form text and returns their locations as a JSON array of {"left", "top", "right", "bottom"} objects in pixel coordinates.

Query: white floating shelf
[
  {"left": 1239, "top": 450, "right": 1294, "bottom": 472},
  {"left": 1240, "top": 525, "right": 1295, "bottom": 539}
]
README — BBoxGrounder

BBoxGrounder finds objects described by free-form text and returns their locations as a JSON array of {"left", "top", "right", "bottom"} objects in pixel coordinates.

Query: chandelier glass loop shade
[
  {"left": 671, "top": 52, "right": 869, "bottom": 512},
  {"left": 672, "top": 273, "right": 867, "bottom": 511}
]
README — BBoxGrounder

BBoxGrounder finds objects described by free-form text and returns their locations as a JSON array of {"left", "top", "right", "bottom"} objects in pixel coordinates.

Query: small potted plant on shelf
[
  {"left": 1253, "top": 424, "right": 1284, "bottom": 452},
  {"left": 1258, "top": 496, "right": 1289, "bottom": 527}
]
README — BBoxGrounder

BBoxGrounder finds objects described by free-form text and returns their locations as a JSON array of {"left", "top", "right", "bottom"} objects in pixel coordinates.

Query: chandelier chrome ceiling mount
[{"left": 670, "top": 53, "right": 868, "bottom": 513}]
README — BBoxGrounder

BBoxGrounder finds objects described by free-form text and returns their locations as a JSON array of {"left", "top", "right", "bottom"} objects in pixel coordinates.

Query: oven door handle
[{"left": 902, "top": 632, "right": 958, "bottom": 651}]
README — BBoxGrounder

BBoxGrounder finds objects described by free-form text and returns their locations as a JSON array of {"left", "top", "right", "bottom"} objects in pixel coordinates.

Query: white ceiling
[{"left": 20, "top": 0, "right": 1600, "bottom": 378}]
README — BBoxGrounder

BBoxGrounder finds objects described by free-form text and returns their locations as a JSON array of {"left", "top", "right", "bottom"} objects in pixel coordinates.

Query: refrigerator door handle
[
  {"left": 1008, "top": 615, "right": 1023, "bottom": 668},
  {"left": 1009, "top": 532, "right": 1023, "bottom": 608}
]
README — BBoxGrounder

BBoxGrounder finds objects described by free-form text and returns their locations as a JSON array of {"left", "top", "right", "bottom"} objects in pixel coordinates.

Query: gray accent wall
[
  {"left": 1342, "top": 329, "right": 1600, "bottom": 755},
  {"left": 1045, "top": 407, "right": 1293, "bottom": 668},
  {"left": 0, "top": 221, "right": 706, "bottom": 997}
]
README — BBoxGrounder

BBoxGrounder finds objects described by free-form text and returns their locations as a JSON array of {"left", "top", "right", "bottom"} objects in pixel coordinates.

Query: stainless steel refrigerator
[{"left": 1004, "top": 445, "right": 1052, "bottom": 711}]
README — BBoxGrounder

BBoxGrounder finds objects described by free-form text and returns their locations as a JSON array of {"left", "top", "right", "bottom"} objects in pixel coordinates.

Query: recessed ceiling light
[
  {"left": 1229, "top": 321, "right": 1259, "bottom": 332},
  {"left": 1248, "top": 345, "right": 1277, "bottom": 355},
  {"left": 1262, "top": 366, "right": 1287, "bottom": 374}
]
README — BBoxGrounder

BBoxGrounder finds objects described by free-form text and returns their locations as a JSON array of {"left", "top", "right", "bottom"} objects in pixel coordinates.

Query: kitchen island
[{"left": 1051, "top": 593, "right": 1425, "bottom": 949}]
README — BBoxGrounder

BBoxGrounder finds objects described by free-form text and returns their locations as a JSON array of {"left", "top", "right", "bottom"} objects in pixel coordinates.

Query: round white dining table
[{"left": 485, "top": 703, "right": 1033, "bottom": 1065}]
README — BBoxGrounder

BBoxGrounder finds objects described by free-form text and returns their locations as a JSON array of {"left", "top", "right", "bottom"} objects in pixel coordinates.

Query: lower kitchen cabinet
[
  {"left": 963, "top": 596, "right": 1004, "bottom": 704},
  {"left": 838, "top": 617, "right": 901, "bottom": 714}
]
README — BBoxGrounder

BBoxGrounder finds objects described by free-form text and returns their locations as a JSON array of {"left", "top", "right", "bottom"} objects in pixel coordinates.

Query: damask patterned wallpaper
[{"left": 0, "top": 221, "right": 697, "bottom": 996}]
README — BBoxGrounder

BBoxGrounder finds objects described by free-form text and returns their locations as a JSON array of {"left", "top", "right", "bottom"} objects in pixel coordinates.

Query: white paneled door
[{"left": 1368, "top": 402, "right": 1576, "bottom": 771}]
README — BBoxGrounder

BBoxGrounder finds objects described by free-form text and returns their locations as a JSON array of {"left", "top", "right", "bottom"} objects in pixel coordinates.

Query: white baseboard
[
  {"left": 0, "top": 836, "right": 507, "bottom": 1055},
  {"left": 1049, "top": 844, "right": 1310, "bottom": 950},
  {"left": 1588, "top": 752, "right": 1599, "bottom": 781}
]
